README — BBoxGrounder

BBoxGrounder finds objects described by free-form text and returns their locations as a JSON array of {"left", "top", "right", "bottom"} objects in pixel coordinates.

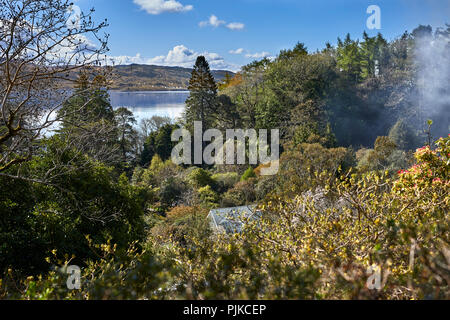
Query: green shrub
[
  {"left": 241, "top": 167, "right": 256, "bottom": 181},
  {"left": 187, "top": 168, "right": 216, "bottom": 189},
  {"left": 198, "top": 186, "right": 220, "bottom": 207},
  {"left": 211, "top": 172, "right": 240, "bottom": 191}
]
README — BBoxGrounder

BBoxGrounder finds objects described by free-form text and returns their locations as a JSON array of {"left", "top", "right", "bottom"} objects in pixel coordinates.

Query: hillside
[{"left": 109, "top": 64, "right": 234, "bottom": 91}]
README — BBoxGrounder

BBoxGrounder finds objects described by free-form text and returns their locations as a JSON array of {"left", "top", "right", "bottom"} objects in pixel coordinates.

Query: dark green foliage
[
  {"left": 57, "top": 73, "right": 121, "bottom": 167},
  {"left": 389, "top": 119, "right": 420, "bottom": 151},
  {"left": 0, "top": 177, "right": 48, "bottom": 274},
  {"left": 188, "top": 168, "right": 216, "bottom": 189},
  {"left": 277, "top": 42, "right": 308, "bottom": 61},
  {"left": 0, "top": 136, "right": 146, "bottom": 275},
  {"left": 141, "top": 124, "right": 179, "bottom": 166},
  {"left": 59, "top": 73, "right": 115, "bottom": 128},
  {"left": 241, "top": 167, "right": 256, "bottom": 181},
  {"left": 215, "top": 94, "right": 241, "bottom": 129},
  {"left": 185, "top": 56, "right": 218, "bottom": 131},
  {"left": 115, "top": 107, "right": 138, "bottom": 165},
  {"left": 159, "top": 177, "right": 187, "bottom": 209}
]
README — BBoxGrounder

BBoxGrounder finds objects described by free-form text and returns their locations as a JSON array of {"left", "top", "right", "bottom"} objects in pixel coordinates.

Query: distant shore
[{"left": 109, "top": 88, "right": 189, "bottom": 92}]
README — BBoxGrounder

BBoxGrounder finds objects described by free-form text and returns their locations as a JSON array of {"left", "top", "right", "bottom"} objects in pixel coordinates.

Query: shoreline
[{"left": 109, "top": 89, "right": 189, "bottom": 93}]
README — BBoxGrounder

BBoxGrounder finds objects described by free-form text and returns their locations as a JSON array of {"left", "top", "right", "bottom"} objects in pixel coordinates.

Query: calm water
[{"left": 109, "top": 91, "right": 189, "bottom": 123}]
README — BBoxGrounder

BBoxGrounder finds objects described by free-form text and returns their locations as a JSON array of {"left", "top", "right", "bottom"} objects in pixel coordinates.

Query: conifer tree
[{"left": 185, "top": 56, "right": 218, "bottom": 131}]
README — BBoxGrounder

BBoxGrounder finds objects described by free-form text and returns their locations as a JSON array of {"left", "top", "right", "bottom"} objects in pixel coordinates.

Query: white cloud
[
  {"left": 199, "top": 15, "right": 245, "bottom": 31},
  {"left": 229, "top": 48, "right": 244, "bottom": 54},
  {"left": 245, "top": 51, "right": 271, "bottom": 59},
  {"left": 226, "top": 22, "right": 245, "bottom": 31},
  {"left": 107, "top": 45, "right": 240, "bottom": 71},
  {"left": 228, "top": 48, "right": 272, "bottom": 60},
  {"left": 106, "top": 53, "right": 145, "bottom": 65},
  {"left": 199, "top": 15, "right": 225, "bottom": 28},
  {"left": 133, "top": 0, "right": 193, "bottom": 15},
  {"left": 47, "top": 34, "right": 100, "bottom": 63}
]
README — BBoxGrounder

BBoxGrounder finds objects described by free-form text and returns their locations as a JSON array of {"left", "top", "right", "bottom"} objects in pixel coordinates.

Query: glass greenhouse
[{"left": 207, "top": 205, "right": 262, "bottom": 234}]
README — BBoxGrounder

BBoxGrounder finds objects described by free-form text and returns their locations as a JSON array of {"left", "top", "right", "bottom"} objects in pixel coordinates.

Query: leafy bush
[
  {"left": 221, "top": 179, "right": 257, "bottom": 207},
  {"left": 187, "top": 168, "right": 216, "bottom": 189},
  {"left": 198, "top": 186, "right": 220, "bottom": 207},
  {"left": 211, "top": 172, "right": 240, "bottom": 191},
  {"left": 0, "top": 139, "right": 147, "bottom": 275},
  {"left": 241, "top": 167, "right": 256, "bottom": 181},
  {"left": 389, "top": 119, "right": 420, "bottom": 151}
]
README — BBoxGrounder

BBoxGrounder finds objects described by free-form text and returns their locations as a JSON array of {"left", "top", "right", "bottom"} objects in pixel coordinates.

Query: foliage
[
  {"left": 198, "top": 186, "right": 220, "bottom": 208},
  {"left": 241, "top": 167, "right": 256, "bottom": 181},
  {"left": 187, "top": 168, "right": 216, "bottom": 189},
  {"left": 115, "top": 107, "right": 138, "bottom": 166},
  {"left": 141, "top": 124, "right": 179, "bottom": 166},
  {"left": 0, "top": 138, "right": 146, "bottom": 275},
  {"left": 274, "top": 143, "right": 355, "bottom": 197},
  {"left": 2, "top": 136, "right": 449, "bottom": 300},
  {"left": 389, "top": 119, "right": 420, "bottom": 151},
  {"left": 211, "top": 172, "right": 240, "bottom": 192},
  {"left": 221, "top": 179, "right": 257, "bottom": 207},
  {"left": 185, "top": 56, "right": 218, "bottom": 131}
]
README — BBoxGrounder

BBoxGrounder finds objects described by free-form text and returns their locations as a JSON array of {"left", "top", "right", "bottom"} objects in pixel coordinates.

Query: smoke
[{"left": 414, "top": 28, "right": 450, "bottom": 137}]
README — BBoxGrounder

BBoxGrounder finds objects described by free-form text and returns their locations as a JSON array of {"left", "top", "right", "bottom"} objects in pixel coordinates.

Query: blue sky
[{"left": 73, "top": 0, "right": 450, "bottom": 71}]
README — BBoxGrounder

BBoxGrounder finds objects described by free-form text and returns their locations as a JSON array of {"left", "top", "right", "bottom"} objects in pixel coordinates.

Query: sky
[{"left": 72, "top": 0, "right": 450, "bottom": 71}]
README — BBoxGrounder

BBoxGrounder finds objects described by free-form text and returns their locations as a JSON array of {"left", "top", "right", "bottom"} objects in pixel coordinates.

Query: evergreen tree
[
  {"left": 336, "top": 34, "right": 362, "bottom": 82},
  {"left": 114, "top": 107, "right": 138, "bottom": 165},
  {"left": 140, "top": 124, "right": 179, "bottom": 166},
  {"left": 389, "top": 119, "right": 419, "bottom": 151},
  {"left": 278, "top": 42, "right": 308, "bottom": 60},
  {"left": 185, "top": 56, "right": 218, "bottom": 131},
  {"left": 360, "top": 32, "right": 388, "bottom": 79},
  {"left": 57, "top": 72, "right": 119, "bottom": 166},
  {"left": 59, "top": 72, "right": 114, "bottom": 127}
]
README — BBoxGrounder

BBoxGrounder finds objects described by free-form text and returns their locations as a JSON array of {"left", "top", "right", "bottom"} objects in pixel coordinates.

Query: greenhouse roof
[{"left": 208, "top": 205, "right": 261, "bottom": 234}]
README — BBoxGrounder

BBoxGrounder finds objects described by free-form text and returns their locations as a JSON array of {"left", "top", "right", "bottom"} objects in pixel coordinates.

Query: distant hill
[{"left": 109, "top": 64, "right": 234, "bottom": 91}]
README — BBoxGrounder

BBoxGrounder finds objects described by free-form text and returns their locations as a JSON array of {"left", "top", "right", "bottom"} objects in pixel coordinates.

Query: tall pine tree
[{"left": 185, "top": 56, "right": 218, "bottom": 131}]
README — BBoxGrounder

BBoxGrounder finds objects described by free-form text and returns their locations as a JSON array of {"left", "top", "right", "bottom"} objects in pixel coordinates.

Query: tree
[
  {"left": 389, "top": 119, "right": 419, "bottom": 151},
  {"left": 222, "top": 61, "right": 268, "bottom": 129},
  {"left": 139, "top": 116, "right": 172, "bottom": 139},
  {"left": 412, "top": 25, "right": 433, "bottom": 39},
  {"left": 0, "top": 135, "right": 146, "bottom": 274},
  {"left": 336, "top": 34, "right": 362, "bottom": 82},
  {"left": 359, "top": 32, "right": 388, "bottom": 79},
  {"left": 365, "top": 136, "right": 398, "bottom": 171},
  {"left": 0, "top": 0, "right": 108, "bottom": 183},
  {"left": 140, "top": 124, "right": 179, "bottom": 166},
  {"left": 277, "top": 42, "right": 308, "bottom": 61},
  {"left": 215, "top": 94, "right": 241, "bottom": 130},
  {"left": 185, "top": 56, "right": 218, "bottom": 131},
  {"left": 115, "top": 107, "right": 138, "bottom": 165},
  {"left": 264, "top": 52, "right": 336, "bottom": 137},
  {"left": 58, "top": 72, "right": 120, "bottom": 167},
  {"left": 60, "top": 73, "right": 115, "bottom": 127}
]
